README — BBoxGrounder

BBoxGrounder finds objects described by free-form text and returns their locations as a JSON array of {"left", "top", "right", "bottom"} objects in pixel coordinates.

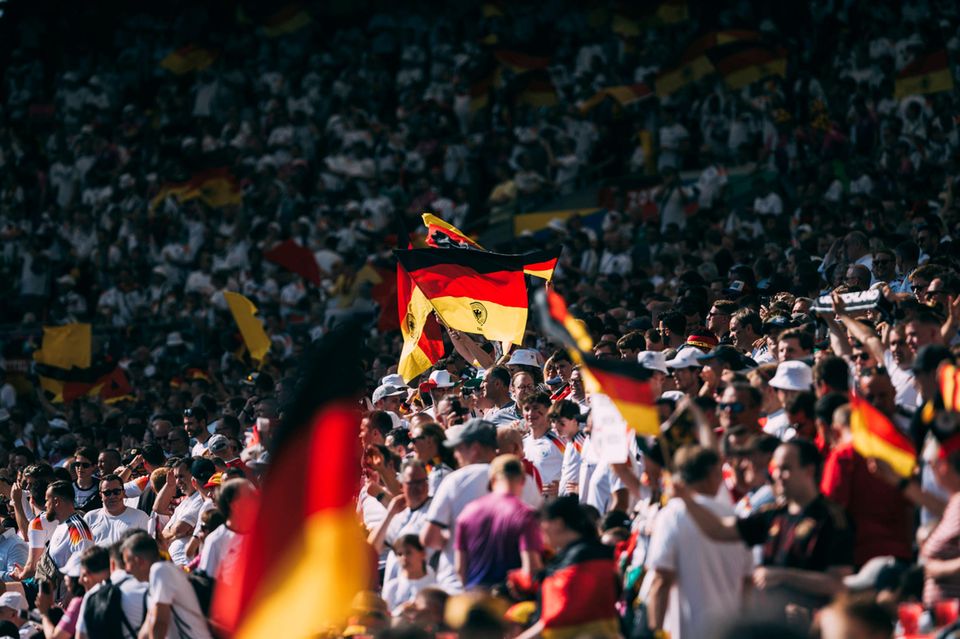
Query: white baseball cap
[
  {"left": 0, "top": 592, "right": 24, "bottom": 611},
  {"left": 428, "top": 370, "right": 458, "bottom": 388},
  {"left": 665, "top": 347, "right": 703, "bottom": 369},
  {"left": 506, "top": 349, "right": 541, "bottom": 368},
  {"left": 769, "top": 360, "right": 813, "bottom": 391},
  {"left": 637, "top": 351, "right": 669, "bottom": 375}
]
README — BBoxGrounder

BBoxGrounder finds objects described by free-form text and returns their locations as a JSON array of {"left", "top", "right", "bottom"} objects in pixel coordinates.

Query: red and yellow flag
[
  {"left": 850, "top": 394, "right": 916, "bottom": 478},
  {"left": 149, "top": 168, "right": 242, "bottom": 212},
  {"left": 263, "top": 239, "right": 322, "bottom": 286},
  {"left": 262, "top": 4, "right": 312, "bottom": 37},
  {"left": 712, "top": 46, "right": 787, "bottom": 90},
  {"left": 940, "top": 363, "right": 960, "bottom": 412},
  {"left": 397, "top": 217, "right": 444, "bottom": 382},
  {"left": 159, "top": 45, "right": 218, "bottom": 75},
  {"left": 421, "top": 213, "right": 559, "bottom": 281},
  {"left": 212, "top": 403, "right": 370, "bottom": 636},
  {"left": 541, "top": 289, "right": 658, "bottom": 434},
  {"left": 895, "top": 50, "right": 954, "bottom": 100},
  {"left": 395, "top": 248, "right": 531, "bottom": 345}
]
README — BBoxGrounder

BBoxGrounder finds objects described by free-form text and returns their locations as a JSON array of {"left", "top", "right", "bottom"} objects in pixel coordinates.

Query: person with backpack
[
  {"left": 122, "top": 532, "right": 212, "bottom": 639},
  {"left": 77, "top": 532, "right": 149, "bottom": 639}
]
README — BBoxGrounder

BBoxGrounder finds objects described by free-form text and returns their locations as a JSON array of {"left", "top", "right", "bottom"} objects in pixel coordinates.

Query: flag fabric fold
[
  {"left": 149, "top": 168, "right": 242, "bottom": 212},
  {"left": 537, "top": 289, "right": 658, "bottom": 434},
  {"left": 224, "top": 292, "right": 272, "bottom": 364},
  {"left": 263, "top": 239, "right": 322, "bottom": 286},
  {"left": 395, "top": 248, "right": 533, "bottom": 345},
  {"left": 940, "top": 363, "right": 960, "bottom": 412},
  {"left": 849, "top": 394, "right": 917, "bottom": 478},
  {"left": 211, "top": 324, "right": 372, "bottom": 637},
  {"left": 895, "top": 50, "right": 954, "bottom": 99},
  {"left": 214, "top": 405, "right": 368, "bottom": 637},
  {"left": 159, "top": 46, "right": 218, "bottom": 75},
  {"left": 397, "top": 217, "right": 445, "bottom": 382}
]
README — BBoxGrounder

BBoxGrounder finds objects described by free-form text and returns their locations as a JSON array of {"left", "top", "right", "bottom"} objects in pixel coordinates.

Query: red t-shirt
[{"left": 820, "top": 441, "right": 913, "bottom": 566}]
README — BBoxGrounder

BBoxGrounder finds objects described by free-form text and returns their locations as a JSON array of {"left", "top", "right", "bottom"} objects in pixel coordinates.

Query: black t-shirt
[{"left": 736, "top": 494, "right": 854, "bottom": 572}]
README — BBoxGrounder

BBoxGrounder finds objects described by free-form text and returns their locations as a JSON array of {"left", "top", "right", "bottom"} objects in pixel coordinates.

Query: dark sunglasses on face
[
  {"left": 101, "top": 488, "right": 123, "bottom": 497},
  {"left": 183, "top": 409, "right": 195, "bottom": 417},
  {"left": 717, "top": 402, "right": 745, "bottom": 414},
  {"left": 73, "top": 462, "right": 92, "bottom": 470},
  {"left": 852, "top": 352, "right": 871, "bottom": 362}
]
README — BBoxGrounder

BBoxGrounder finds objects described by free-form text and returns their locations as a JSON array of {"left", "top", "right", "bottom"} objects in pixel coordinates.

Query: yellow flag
[
  {"left": 224, "top": 292, "right": 271, "bottom": 363},
  {"left": 34, "top": 324, "right": 92, "bottom": 370}
]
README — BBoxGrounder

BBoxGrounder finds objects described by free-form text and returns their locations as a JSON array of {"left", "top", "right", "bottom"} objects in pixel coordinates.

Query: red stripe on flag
[{"left": 408, "top": 264, "right": 528, "bottom": 307}]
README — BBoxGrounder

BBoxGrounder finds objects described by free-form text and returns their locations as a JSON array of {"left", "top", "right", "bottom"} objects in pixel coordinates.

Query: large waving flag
[
  {"left": 34, "top": 324, "right": 134, "bottom": 403},
  {"left": 397, "top": 217, "right": 444, "bottom": 382},
  {"left": 940, "top": 364, "right": 960, "bottom": 412},
  {"left": 420, "top": 213, "right": 560, "bottom": 281},
  {"left": 655, "top": 30, "right": 762, "bottom": 97},
  {"left": 224, "top": 292, "right": 271, "bottom": 364},
  {"left": 395, "top": 248, "right": 534, "bottom": 345},
  {"left": 212, "top": 324, "right": 372, "bottom": 637},
  {"left": 149, "top": 168, "right": 242, "bottom": 212},
  {"left": 850, "top": 394, "right": 916, "bottom": 478},
  {"left": 537, "top": 289, "right": 659, "bottom": 435}
]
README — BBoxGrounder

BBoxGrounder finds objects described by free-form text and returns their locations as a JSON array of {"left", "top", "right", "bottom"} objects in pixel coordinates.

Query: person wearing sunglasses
[
  {"left": 83, "top": 474, "right": 150, "bottom": 546},
  {"left": 71, "top": 447, "right": 101, "bottom": 514},
  {"left": 716, "top": 383, "right": 763, "bottom": 435}
]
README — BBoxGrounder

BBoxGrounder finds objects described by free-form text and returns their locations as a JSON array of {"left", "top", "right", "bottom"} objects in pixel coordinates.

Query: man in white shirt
[
  {"left": 646, "top": 446, "right": 754, "bottom": 639},
  {"left": 45, "top": 480, "right": 94, "bottom": 570},
  {"left": 76, "top": 536, "right": 149, "bottom": 639},
  {"left": 184, "top": 406, "right": 212, "bottom": 457},
  {"left": 420, "top": 419, "right": 498, "bottom": 592},
  {"left": 199, "top": 478, "right": 255, "bottom": 581},
  {"left": 159, "top": 460, "right": 205, "bottom": 566},
  {"left": 84, "top": 475, "right": 150, "bottom": 546},
  {"left": 123, "top": 532, "right": 212, "bottom": 639}
]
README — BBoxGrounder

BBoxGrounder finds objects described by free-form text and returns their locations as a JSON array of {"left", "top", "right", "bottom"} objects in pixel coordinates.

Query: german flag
[
  {"left": 711, "top": 45, "right": 787, "bottom": 90},
  {"left": 493, "top": 49, "right": 550, "bottom": 74},
  {"left": 149, "top": 168, "right": 242, "bottom": 212},
  {"left": 397, "top": 218, "right": 444, "bottom": 382},
  {"left": 538, "top": 290, "right": 658, "bottom": 434},
  {"left": 263, "top": 239, "right": 322, "bottom": 286},
  {"left": 654, "top": 30, "right": 762, "bottom": 97},
  {"left": 579, "top": 355, "right": 659, "bottom": 436},
  {"left": 895, "top": 50, "right": 954, "bottom": 99},
  {"left": 939, "top": 364, "right": 960, "bottom": 412},
  {"left": 395, "top": 248, "right": 534, "bottom": 345},
  {"left": 423, "top": 213, "right": 483, "bottom": 249},
  {"left": 539, "top": 538, "right": 621, "bottom": 639},
  {"left": 261, "top": 4, "right": 311, "bottom": 37},
  {"left": 159, "top": 45, "right": 217, "bottom": 75},
  {"left": 420, "top": 213, "right": 559, "bottom": 281},
  {"left": 580, "top": 84, "right": 651, "bottom": 113},
  {"left": 224, "top": 292, "right": 272, "bottom": 364},
  {"left": 211, "top": 325, "right": 372, "bottom": 637},
  {"left": 515, "top": 70, "right": 559, "bottom": 108},
  {"left": 850, "top": 394, "right": 916, "bottom": 478}
]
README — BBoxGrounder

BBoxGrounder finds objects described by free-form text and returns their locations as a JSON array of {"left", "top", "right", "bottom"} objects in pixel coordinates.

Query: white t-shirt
[
  {"left": 763, "top": 409, "right": 791, "bottom": 440},
  {"left": 191, "top": 440, "right": 210, "bottom": 458},
  {"left": 383, "top": 500, "right": 433, "bottom": 585},
  {"left": 423, "top": 463, "right": 491, "bottom": 592},
  {"left": 48, "top": 512, "right": 94, "bottom": 569},
  {"left": 560, "top": 431, "right": 586, "bottom": 496},
  {"left": 147, "top": 561, "right": 213, "bottom": 639},
  {"left": 199, "top": 525, "right": 244, "bottom": 581},
  {"left": 84, "top": 507, "right": 151, "bottom": 546},
  {"left": 885, "top": 350, "right": 919, "bottom": 409},
  {"left": 76, "top": 569, "right": 149, "bottom": 639},
  {"left": 166, "top": 492, "right": 204, "bottom": 566},
  {"left": 646, "top": 493, "right": 754, "bottom": 639},
  {"left": 382, "top": 569, "right": 437, "bottom": 614},
  {"left": 522, "top": 431, "right": 565, "bottom": 486}
]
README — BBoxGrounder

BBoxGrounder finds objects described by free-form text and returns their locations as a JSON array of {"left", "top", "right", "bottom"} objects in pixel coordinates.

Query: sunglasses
[
  {"left": 72, "top": 462, "right": 93, "bottom": 470},
  {"left": 410, "top": 435, "right": 428, "bottom": 443},
  {"left": 100, "top": 488, "right": 123, "bottom": 497},
  {"left": 183, "top": 409, "right": 196, "bottom": 417},
  {"left": 852, "top": 352, "right": 872, "bottom": 362},
  {"left": 717, "top": 402, "right": 745, "bottom": 414}
]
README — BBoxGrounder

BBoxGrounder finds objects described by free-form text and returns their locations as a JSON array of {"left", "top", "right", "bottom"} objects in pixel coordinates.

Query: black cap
[
  {"left": 697, "top": 344, "right": 753, "bottom": 370},
  {"left": 912, "top": 344, "right": 953, "bottom": 374},
  {"left": 190, "top": 457, "right": 216, "bottom": 483}
]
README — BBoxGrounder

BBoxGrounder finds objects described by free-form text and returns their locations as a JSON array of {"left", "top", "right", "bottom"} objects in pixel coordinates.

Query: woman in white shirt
[{"left": 382, "top": 534, "right": 436, "bottom": 614}]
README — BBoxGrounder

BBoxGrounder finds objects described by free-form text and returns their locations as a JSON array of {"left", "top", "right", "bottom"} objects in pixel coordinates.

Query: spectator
[
  {"left": 122, "top": 533, "right": 212, "bottom": 639},
  {"left": 83, "top": 474, "right": 150, "bottom": 546},
  {"left": 198, "top": 478, "right": 256, "bottom": 582},
  {"left": 453, "top": 455, "right": 543, "bottom": 589},
  {"left": 45, "top": 479, "right": 94, "bottom": 572}
]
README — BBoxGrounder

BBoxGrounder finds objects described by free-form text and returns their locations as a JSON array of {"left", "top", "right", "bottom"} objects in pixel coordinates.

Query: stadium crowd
[{"left": 1, "top": 0, "right": 960, "bottom": 637}]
